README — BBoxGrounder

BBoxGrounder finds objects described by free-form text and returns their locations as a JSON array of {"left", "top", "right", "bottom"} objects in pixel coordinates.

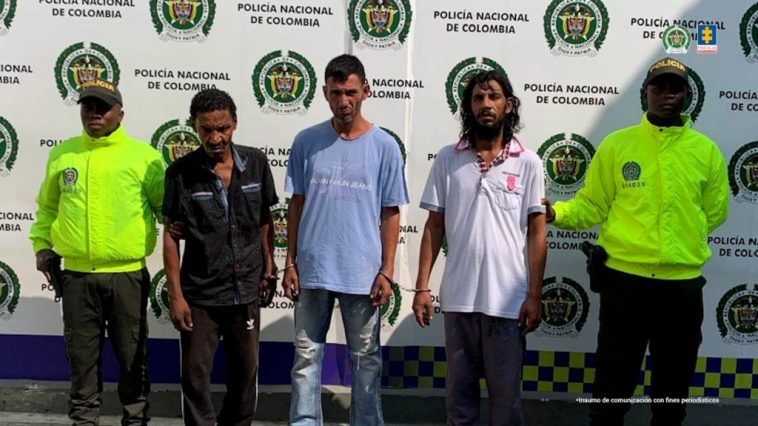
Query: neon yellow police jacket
[
  {"left": 30, "top": 125, "right": 164, "bottom": 273},
  {"left": 553, "top": 114, "right": 729, "bottom": 280}
]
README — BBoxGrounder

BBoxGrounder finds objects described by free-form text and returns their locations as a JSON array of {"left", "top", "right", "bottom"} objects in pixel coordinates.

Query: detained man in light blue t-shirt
[{"left": 283, "top": 54, "right": 409, "bottom": 426}]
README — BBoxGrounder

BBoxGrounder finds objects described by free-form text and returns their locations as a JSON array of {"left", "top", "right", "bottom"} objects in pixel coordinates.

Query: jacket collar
[
  {"left": 641, "top": 112, "right": 691, "bottom": 137},
  {"left": 81, "top": 124, "right": 126, "bottom": 148}
]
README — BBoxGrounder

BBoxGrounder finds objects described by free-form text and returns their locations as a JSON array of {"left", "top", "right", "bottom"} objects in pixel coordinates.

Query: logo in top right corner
[
  {"left": 740, "top": 2, "right": 758, "bottom": 63},
  {"left": 696, "top": 23, "right": 718, "bottom": 54}
]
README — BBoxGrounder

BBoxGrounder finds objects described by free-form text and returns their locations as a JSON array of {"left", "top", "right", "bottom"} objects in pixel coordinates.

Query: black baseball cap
[
  {"left": 77, "top": 79, "right": 123, "bottom": 107},
  {"left": 643, "top": 57, "right": 688, "bottom": 87}
]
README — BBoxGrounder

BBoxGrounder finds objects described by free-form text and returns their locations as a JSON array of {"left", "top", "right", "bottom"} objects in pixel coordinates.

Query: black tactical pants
[
  {"left": 61, "top": 269, "right": 150, "bottom": 426},
  {"left": 589, "top": 267, "right": 704, "bottom": 426}
]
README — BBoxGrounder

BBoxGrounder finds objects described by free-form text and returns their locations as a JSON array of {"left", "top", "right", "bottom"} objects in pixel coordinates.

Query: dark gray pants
[
  {"left": 180, "top": 302, "right": 260, "bottom": 426},
  {"left": 444, "top": 312, "right": 525, "bottom": 426},
  {"left": 61, "top": 269, "right": 151, "bottom": 426}
]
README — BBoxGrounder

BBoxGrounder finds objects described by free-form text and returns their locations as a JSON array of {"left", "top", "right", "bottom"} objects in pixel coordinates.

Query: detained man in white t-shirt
[{"left": 413, "top": 70, "right": 547, "bottom": 426}]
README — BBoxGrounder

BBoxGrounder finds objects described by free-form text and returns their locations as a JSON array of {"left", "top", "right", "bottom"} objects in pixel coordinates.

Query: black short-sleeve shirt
[{"left": 163, "top": 144, "right": 278, "bottom": 306}]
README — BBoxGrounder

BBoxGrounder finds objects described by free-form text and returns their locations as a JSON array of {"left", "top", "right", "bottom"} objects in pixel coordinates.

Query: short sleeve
[
  {"left": 380, "top": 140, "right": 409, "bottom": 207},
  {"left": 260, "top": 154, "right": 279, "bottom": 209},
  {"left": 284, "top": 136, "right": 305, "bottom": 195},
  {"left": 162, "top": 166, "right": 185, "bottom": 224},
  {"left": 420, "top": 150, "right": 447, "bottom": 213},
  {"left": 524, "top": 153, "right": 546, "bottom": 216}
]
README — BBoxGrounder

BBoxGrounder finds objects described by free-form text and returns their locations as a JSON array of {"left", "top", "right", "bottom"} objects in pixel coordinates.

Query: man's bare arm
[
  {"left": 412, "top": 210, "right": 445, "bottom": 328},
  {"left": 283, "top": 194, "right": 304, "bottom": 301},
  {"left": 163, "top": 227, "right": 192, "bottom": 332},
  {"left": 519, "top": 212, "right": 547, "bottom": 335},
  {"left": 371, "top": 206, "right": 401, "bottom": 307}
]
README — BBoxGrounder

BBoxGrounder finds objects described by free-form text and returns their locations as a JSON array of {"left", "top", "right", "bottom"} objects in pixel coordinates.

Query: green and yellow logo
[
  {"left": 55, "top": 42, "right": 120, "bottom": 106},
  {"left": 544, "top": 0, "right": 609, "bottom": 57},
  {"left": 150, "top": 0, "right": 215, "bottom": 43},
  {"left": 149, "top": 269, "right": 170, "bottom": 324},
  {"left": 0, "top": 260, "right": 20, "bottom": 320},
  {"left": 728, "top": 141, "right": 758, "bottom": 204},
  {"left": 0, "top": 0, "right": 16, "bottom": 35},
  {"left": 62, "top": 168, "right": 78, "bottom": 186},
  {"left": 740, "top": 2, "right": 758, "bottom": 63},
  {"left": 380, "top": 127, "right": 407, "bottom": 164},
  {"left": 446, "top": 57, "right": 507, "bottom": 115},
  {"left": 151, "top": 119, "right": 201, "bottom": 166},
  {"left": 0, "top": 116, "right": 18, "bottom": 177},
  {"left": 348, "top": 0, "right": 412, "bottom": 50},
  {"left": 641, "top": 66, "right": 705, "bottom": 122},
  {"left": 380, "top": 281, "right": 402, "bottom": 329},
  {"left": 662, "top": 24, "right": 691, "bottom": 55},
  {"left": 538, "top": 133, "right": 595, "bottom": 196},
  {"left": 622, "top": 161, "right": 641, "bottom": 181},
  {"left": 271, "top": 197, "right": 290, "bottom": 259},
  {"left": 252, "top": 50, "right": 316, "bottom": 115},
  {"left": 717, "top": 284, "right": 758, "bottom": 345},
  {"left": 536, "top": 276, "right": 589, "bottom": 338}
]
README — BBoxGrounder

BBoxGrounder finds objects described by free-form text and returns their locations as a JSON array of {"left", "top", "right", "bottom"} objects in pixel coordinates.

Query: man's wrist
[{"left": 377, "top": 270, "right": 395, "bottom": 285}]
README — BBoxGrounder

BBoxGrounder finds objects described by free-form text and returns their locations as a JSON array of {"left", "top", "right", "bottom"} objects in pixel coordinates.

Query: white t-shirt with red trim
[{"left": 420, "top": 138, "right": 545, "bottom": 319}]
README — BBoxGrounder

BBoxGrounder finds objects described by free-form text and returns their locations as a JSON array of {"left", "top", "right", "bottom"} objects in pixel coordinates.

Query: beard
[{"left": 473, "top": 116, "right": 505, "bottom": 141}]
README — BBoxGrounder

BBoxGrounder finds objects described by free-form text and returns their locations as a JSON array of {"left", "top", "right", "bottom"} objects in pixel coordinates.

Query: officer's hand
[
  {"left": 258, "top": 276, "right": 277, "bottom": 307},
  {"left": 412, "top": 291, "right": 433, "bottom": 328},
  {"left": 518, "top": 294, "right": 541, "bottom": 336},
  {"left": 168, "top": 221, "right": 185, "bottom": 240},
  {"left": 542, "top": 198, "right": 555, "bottom": 223},
  {"left": 283, "top": 266, "right": 300, "bottom": 302},
  {"left": 35, "top": 249, "right": 57, "bottom": 283},
  {"left": 370, "top": 273, "right": 392, "bottom": 307},
  {"left": 169, "top": 295, "right": 193, "bottom": 332}
]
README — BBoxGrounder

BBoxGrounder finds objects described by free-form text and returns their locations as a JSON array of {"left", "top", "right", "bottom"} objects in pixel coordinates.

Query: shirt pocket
[
  {"left": 241, "top": 183, "right": 262, "bottom": 223},
  {"left": 493, "top": 184, "right": 523, "bottom": 211},
  {"left": 189, "top": 191, "right": 223, "bottom": 221}
]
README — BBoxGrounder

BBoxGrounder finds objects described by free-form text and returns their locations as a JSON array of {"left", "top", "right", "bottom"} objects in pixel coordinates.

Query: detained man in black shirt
[{"left": 162, "top": 88, "right": 278, "bottom": 426}]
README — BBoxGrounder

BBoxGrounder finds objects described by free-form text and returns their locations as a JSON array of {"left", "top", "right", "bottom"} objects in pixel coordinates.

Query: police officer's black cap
[
  {"left": 643, "top": 57, "right": 689, "bottom": 87},
  {"left": 77, "top": 79, "right": 123, "bottom": 107}
]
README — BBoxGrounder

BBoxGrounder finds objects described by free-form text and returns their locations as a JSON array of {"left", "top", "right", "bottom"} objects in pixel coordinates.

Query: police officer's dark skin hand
[
  {"left": 542, "top": 198, "right": 555, "bottom": 223},
  {"left": 35, "top": 249, "right": 57, "bottom": 283}
]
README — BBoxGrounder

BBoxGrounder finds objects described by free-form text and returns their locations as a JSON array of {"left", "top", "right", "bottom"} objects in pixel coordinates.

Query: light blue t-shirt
[{"left": 285, "top": 120, "right": 409, "bottom": 294}]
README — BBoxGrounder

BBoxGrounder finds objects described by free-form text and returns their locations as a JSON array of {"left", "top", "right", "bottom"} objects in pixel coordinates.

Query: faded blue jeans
[{"left": 289, "top": 289, "right": 384, "bottom": 426}]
